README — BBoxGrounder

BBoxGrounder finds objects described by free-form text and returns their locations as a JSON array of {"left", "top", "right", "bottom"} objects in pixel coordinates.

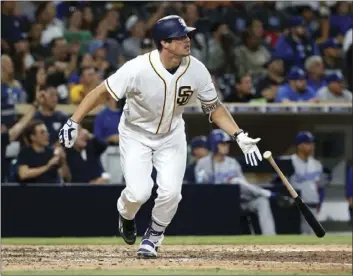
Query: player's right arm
[{"left": 59, "top": 61, "right": 134, "bottom": 148}]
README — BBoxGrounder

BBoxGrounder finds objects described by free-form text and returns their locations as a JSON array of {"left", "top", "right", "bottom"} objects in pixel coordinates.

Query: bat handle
[{"left": 268, "top": 157, "right": 298, "bottom": 199}]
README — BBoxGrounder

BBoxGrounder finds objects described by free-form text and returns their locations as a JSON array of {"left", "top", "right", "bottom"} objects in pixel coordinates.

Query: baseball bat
[{"left": 263, "top": 151, "right": 326, "bottom": 238}]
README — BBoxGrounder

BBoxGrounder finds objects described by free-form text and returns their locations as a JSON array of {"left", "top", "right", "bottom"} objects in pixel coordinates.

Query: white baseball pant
[{"left": 117, "top": 119, "right": 187, "bottom": 228}]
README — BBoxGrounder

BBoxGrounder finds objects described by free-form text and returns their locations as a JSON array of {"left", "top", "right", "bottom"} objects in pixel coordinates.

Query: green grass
[
  {"left": 2, "top": 235, "right": 352, "bottom": 246},
  {"left": 2, "top": 269, "right": 351, "bottom": 276}
]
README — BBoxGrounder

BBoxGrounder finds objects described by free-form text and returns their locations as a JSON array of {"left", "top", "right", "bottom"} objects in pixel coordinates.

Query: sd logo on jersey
[{"left": 177, "top": 86, "right": 193, "bottom": 106}]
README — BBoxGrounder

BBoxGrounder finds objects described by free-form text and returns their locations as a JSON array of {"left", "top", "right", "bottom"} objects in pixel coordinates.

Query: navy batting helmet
[
  {"left": 207, "top": 129, "right": 232, "bottom": 153},
  {"left": 152, "top": 15, "right": 196, "bottom": 44}
]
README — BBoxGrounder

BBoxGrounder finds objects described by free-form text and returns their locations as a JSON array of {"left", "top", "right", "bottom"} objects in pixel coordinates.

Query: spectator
[
  {"left": 141, "top": 38, "right": 154, "bottom": 55},
  {"left": 1, "top": 55, "right": 27, "bottom": 128},
  {"left": 105, "top": 8, "right": 126, "bottom": 44},
  {"left": 81, "top": 6, "right": 95, "bottom": 32},
  {"left": 92, "top": 46, "right": 115, "bottom": 79},
  {"left": 224, "top": 73, "right": 255, "bottom": 103},
  {"left": 234, "top": 30, "right": 271, "bottom": 82},
  {"left": 305, "top": 56, "right": 326, "bottom": 92},
  {"left": 17, "top": 119, "right": 70, "bottom": 184},
  {"left": 34, "top": 85, "right": 69, "bottom": 147},
  {"left": 122, "top": 15, "right": 146, "bottom": 61},
  {"left": 70, "top": 67, "right": 100, "bottom": 104},
  {"left": 289, "top": 131, "right": 325, "bottom": 234},
  {"left": 329, "top": 2, "right": 353, "bottom": 40},
  {"left": 275, "top": 67, "right": 317, "bottom": 103},
  {"left": 316, "top": 72, "right": 352, "bottom": 102},
  {"left": 255, "top": 56, "right": 285, "bottom": 102},
  {"left": 67, "top": 53, "right": 95, "bottom": 87},
  {"left": 65, "top": 127, "right": 109, "bottom": 184},
  {"left": 320, "top": 39, "right": 344, "bottom": 76},
  {"left": 35, "top": 2, "right": 64, "bottom": 46},
  {"left": 12, "top": 34, "right": 35, "bottom": 82},
  {"left": 28, "top": 23, "right": 50, "bottom": 61},
  {"left": 94, "top": 95, "right": 122, "bottom": 144},
  {"left": 206, "top": 22, "right": 230, "bottom": 74},
  {"left": 1, "top": 2, "right": 27, "bottom": 46},
  {"left": 64, "top": 8, "right": 93, "bottom": 55},
  {"left": 299, "top": 5, "right": 321, "bottom": 39},
  {"left": 275, "top": 17, "right": 319, "bottom": 70},
  {"left": 1, "top": 96, "right": 43, "bottom": 182},
  {"left": 184, "top": 136, "right": 209, "bottom": 184}
]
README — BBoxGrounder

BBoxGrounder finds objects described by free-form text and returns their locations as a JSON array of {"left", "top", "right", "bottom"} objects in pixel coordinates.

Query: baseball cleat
[
  {"left": 137, "top": 239, "right": 158, "bottom": 258},
  {"left": 118, "top": 214, "right": 137, "bottom": 245}
]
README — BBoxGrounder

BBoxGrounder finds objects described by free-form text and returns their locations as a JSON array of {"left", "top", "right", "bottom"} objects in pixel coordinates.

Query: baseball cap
[
  {"left": 125, "top": 15, "right": 139, "bottom": 31},
  {"left": 295, "top": 131, "right": 315, "bottom": 145},
  {"left": 264, "top": 54, "right": 283, "bottom": 68},
  {"left": 320, "top": 39, "right": 340, "bottom": 50},
  {"left": 191, "top": 136, "right": 207, "bottom": 150},
  {"left": 287, "top": 67, "right": 306, "bottom": 81},
  {"left": 289, "top": 16, "right": 304, "bottom": 28},
  {"left": 325, "top": 72, "right": 344, "bottom": 83}
]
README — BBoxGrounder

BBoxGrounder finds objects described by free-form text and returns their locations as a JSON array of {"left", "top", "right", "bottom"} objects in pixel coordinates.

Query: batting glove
[
  {"left": 234, "top": 130, "right": 262, "bottom": 166},
  {"left": 58, "top": 118, "right": 79, "bottom": 148}
]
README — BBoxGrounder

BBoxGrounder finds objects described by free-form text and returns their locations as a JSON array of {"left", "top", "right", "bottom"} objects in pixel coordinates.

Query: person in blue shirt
[
  {"left": 183, "top": 136, "right": 209, "bottom": 184},
  {"left": 305, "top": 56, "right": 326, "bottom": 92},
  {"left": 275, "top": 17, "right": 319, "bottom": 71},
  {"left": 94, "top": 95, "right": 122, "bottom": 144},
  {"left": 34, "top": 85, "right": 69, "bottom": 147},
  {"left": 320, "top": 39, "right": 344, "bottom": 76},
  {"left": 275, "top": 67, "right": 317, "bottom": 103}
]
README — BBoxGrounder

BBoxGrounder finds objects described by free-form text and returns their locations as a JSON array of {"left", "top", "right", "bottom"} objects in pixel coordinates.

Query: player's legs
[
  {"left": 118, "top": 133, "right": 154, "bottom": 220},
  {"left": 243, "top": 197, "right": 276, "bottom": 235},
  {"left": 151, "top": 130, "right": 187, "bottom": 230},
  {"left": 137, "top": 129, "right": 187, "bottom": 258}
]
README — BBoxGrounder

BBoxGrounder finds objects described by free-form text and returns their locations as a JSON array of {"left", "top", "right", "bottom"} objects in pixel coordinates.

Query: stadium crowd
[{"left": 1, "top": 1, "right": 352, "bottom": 186}]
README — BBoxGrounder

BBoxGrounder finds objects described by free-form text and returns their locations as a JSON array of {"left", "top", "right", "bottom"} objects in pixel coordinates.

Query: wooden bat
[{"left": 263, "top": 151, "right": 326, "bottom": 238}]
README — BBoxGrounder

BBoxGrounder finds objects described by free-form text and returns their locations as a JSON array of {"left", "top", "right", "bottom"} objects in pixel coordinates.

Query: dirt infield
[{"left": 2, "top": 244, "right": 352, "bottom": 274}]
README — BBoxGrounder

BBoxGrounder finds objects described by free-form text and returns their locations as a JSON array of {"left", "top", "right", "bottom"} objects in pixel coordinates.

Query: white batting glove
[
  {"left": 58, "top": 118, "right": 79, "bottom": 148},
  {"left": 235, "top": 131, "right": 262, "bottom": 166}
]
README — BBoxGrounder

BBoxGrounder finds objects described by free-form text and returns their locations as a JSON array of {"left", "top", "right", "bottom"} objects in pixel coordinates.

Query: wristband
[{"left": 232, "top": 129, "right": 244, "bottom": 140}]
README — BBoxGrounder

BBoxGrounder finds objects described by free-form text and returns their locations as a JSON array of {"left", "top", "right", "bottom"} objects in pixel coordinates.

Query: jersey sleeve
[
  {"left": 195, "top": 60, "right": 220, "bottom": 113},
  {"left": 104, "top": 60, "right": 136, "bottom": 101}
]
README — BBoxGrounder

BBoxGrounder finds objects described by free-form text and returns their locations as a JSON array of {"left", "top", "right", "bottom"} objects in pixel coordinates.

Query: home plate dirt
[{"left": 2, "top": 244, "right": 352, "bottom": 273}]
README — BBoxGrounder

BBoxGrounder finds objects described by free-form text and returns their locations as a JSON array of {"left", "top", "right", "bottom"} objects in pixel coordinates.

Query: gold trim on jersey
[
  {"left": 105, "top": 79, "right": 120, "bottom": 101},
  {"left": 197, "top": 95, "right": 218, "bottom": 103},
  {"left": 168, "top": 56, "right": 191, "bottom": 132},
  {"left": 149, "top": 52, "right": 167, "bottom": 134}
]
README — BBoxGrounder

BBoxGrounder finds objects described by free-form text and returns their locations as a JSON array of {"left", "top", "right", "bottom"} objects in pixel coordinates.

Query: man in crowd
[
  {"left": 255, "top": 56, "right": 285, "bottom": 102},
  {"left": 305, "top": 56, "right": 326, "bottom": 92},
  {"left": 17, "top": 119, "right": 70, "bottom": 184},
  {"left": 316, "top": 72, "right": 352, "bottom": 102},
  {"left": 224, "top": 73, "right": 255, "bottom": 103},
  {"left": 34, "top": 85, "right": 69, "bottom": 147},
  {"left": 184, "top": 136, "right": 209, "bottom": 184},
  {"left": 275, "top": 17, "right": 319, "bottom": 70},
  {"left": 70, "top": 67, "right": 100, "bottom": 104},
  {"left": 320, "top": 39, "right": 344, "bottom": 76},
  {"left": 289, "top": 131, "right": 326, "bottom": 234},
  {"left": 65, "top": 127, "right": 109, "bottom": 184},
  {"left": 195, "top": 129, "right": 292, "bottom": 235},
  {"left": 275, "top": 67, "right": 317, "bottom": 103}
]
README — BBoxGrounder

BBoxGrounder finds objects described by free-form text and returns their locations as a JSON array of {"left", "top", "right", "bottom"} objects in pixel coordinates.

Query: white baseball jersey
[
  {"left": 104, "top": 49, "right": 219, "bottom": 134},
  {"left": 290, "top": 154, "right": 323, "bottom": 204}
]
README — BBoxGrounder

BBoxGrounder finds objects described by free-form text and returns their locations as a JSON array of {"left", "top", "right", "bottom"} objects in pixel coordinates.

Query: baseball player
[
  {"left": 58, "top": 15, "right": 262, "bottom": 258},
  {"left": 195, "top": 129, "right": 279, "bottom": 235},
  {"left": 289, "top": 131, "right": 325, "bottom": 234}
]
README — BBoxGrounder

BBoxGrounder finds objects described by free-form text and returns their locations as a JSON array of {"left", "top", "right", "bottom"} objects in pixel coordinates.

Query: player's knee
[
  {"left": 128, "top": 188, "right": 151, "bottom": 204},
  {"left": 159, "top": 187, "right": 182, "bottom": 203}
]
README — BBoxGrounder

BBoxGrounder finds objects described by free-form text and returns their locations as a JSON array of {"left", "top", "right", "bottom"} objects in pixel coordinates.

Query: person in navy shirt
[
  {"left": 275, "top": 17, "right": 319, "bottom": 71},
  {"left": 34, "top": 85, "right": 68, "bottom": 147},
  {"left": 183, "top": 136, "right": 209, "bottom": 184},
  {"left": 275, "top": 67, "right": 317, "bottom": 103},
  {"left": 346, "top": 164, "right": 353, "bottom": 224},
  {"left": 320, "top": 39, "right": 344, "bottom": 76},
  {"left": 305, "top": 56, "right": 326, "bottom": 92},
  {"left": 94, "top": 95, "right": 122, "bottom": 144}
]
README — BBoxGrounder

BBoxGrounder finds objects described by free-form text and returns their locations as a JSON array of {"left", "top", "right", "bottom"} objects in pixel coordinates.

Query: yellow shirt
[{"left": 70, "top": 84, "right": 86, "bottom": 104}]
